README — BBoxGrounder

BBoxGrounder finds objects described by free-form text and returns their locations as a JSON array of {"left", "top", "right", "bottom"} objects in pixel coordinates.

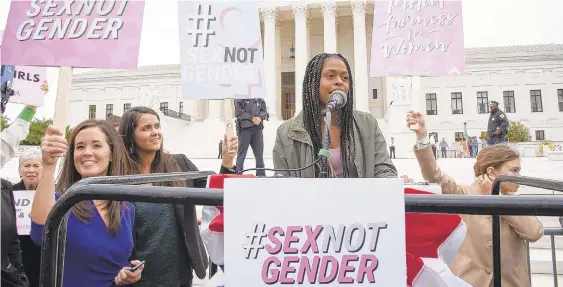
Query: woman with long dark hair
[
  {"left": 119, "top": 106, "right": 238, "bottom": 287},
  {"left": 273, "top": 53, "right": 397, "bottom": 178},
  {"left": 30, "top": 120, "right": 144, "bottom": 286}
]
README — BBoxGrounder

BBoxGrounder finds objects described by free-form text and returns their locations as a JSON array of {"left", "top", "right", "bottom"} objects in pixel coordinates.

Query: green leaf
[
  {"left": 20, "top": 118, "right": 53, "bottom": 145},
  {"left": 506, "top": 121, "right": 532, "bottom": 143}
]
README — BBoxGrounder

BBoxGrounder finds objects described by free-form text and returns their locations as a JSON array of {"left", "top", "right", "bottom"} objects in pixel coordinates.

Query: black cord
[{"left": 236, "top": 157, "right": 322, "bottom": 175}]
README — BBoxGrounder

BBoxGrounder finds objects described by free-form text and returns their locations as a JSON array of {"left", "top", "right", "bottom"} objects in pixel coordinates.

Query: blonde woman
[
  {"left": 12, "top": 150, "right": 44, "bottom": 287},
  {"left": 407, "top": 110, "right": 543, "bottom": 287}
]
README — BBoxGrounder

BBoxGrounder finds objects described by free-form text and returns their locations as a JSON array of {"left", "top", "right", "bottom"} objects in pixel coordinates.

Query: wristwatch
[{"left": 416, "top": 137, "right": 431, "bottom": 150}]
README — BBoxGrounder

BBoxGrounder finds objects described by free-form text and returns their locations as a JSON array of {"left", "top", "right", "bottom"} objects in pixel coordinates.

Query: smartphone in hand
[
  {"left": 130, "top": 261, "right": 145, "bottom": 272},
  {"left": 225, "top": 118, "right": 236, "bottom": 138}
]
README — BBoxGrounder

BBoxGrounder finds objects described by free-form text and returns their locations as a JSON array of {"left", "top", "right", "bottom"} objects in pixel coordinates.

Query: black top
[
  {"left": 487, "top": 108, "right": 509, "bottom": 140},
  {"left": 234, "top": 98, "right": 269, "bottom": 129},
  {"left": 1, "top": 179, "right": 24, "bottom": 271},
  {"left": 13, "top": 180, "right": 41, "bottom": 287},
  {"left": 130, "top": 154, "right": 236, "bottom": 282}
]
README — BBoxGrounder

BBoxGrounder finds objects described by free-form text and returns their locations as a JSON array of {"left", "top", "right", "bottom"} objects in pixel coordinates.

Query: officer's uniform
[
  {"left": 234, "top": 98, "right": 269, "bottom": 176},
  {"left": 487, "top": 101, "right": 509, "bottom": 145}
]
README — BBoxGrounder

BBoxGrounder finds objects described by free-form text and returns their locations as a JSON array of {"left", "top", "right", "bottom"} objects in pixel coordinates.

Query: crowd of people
[{"left": 1, "top": 53, "right": 545, "bottom": 287}]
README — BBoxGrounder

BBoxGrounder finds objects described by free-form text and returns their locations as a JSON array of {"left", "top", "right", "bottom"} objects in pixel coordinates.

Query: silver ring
[{"left": 47, "top": 141, "right": 53, "bottom": 147}]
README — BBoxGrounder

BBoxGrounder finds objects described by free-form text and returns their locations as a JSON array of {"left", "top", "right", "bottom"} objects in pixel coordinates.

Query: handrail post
[{"left": 491, "top": 179, "right": 502, "bottom": 287}]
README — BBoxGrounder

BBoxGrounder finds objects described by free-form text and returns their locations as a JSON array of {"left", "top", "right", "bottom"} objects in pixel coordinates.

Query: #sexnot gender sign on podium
[{"left": 223, "top": 178, "right": 407, "bottom": 286}]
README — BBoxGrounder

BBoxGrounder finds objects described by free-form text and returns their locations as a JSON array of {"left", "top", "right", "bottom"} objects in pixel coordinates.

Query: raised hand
[
  {"left": 40, "top": 126, "right": 68, "bottom": 166},
  {"left": 406, "top": 110, "right": 428, "bottom": 140},
  {"left": 222, "top": 134, "right": 238, "bottom": 168}
]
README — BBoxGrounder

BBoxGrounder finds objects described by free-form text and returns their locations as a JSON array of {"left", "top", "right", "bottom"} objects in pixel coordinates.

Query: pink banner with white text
[
  {"left": 370, "top": 0, "right": 465, "bottom": 77},
  {"left": 2, "top": 0, "right": 145, "bottom": 69}
]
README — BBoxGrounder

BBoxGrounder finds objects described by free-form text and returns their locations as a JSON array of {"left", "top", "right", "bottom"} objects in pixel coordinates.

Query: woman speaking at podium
[{"left": 273, "top": 53, "right": 397, "bottom": 178}]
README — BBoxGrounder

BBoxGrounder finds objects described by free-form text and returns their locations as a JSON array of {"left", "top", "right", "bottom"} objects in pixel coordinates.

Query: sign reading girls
[
  {"left": 370, "top": 0, "right": 465, "bottom": 77},
  {"left": 2, "top": 0, "right": 145, "bottom": 69}
]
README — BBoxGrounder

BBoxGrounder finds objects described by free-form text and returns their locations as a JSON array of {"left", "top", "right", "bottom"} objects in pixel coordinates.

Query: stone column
[
  {"left": 206, "top": 100, "right": 222, "bottom": 122},
  {"left": 189, "top": 100, "right": 199, "bottom": 121},
  {"left": 276, "top": 19, "right": 283, "bottom": 119},
  {"left": 351, "top": 1, "right": 370, "bottom": 113},
  {"left": 261, "top": 8, "right": 279, "bottom": 121},
  {"left": 223, "top": 99, "right": 234, "bottom": 120},
  {"left": 321, "top": 2, "right": 338, "bottom": 53},
  {"left": 292, "top": 4, "right": 309, "bottom": 116}
]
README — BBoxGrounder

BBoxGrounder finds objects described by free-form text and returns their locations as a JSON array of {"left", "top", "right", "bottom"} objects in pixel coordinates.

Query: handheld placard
[
  {"left": 408, "top": 76, "right": 421, "bottom": 131},
  {"left": 52, "top": 67, "right": 73, "bottom": 131}
]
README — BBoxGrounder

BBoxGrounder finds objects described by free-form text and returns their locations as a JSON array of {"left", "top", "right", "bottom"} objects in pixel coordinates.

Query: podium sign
[{"left": 224, "top": 178, "right": 406, "bottom": 286}]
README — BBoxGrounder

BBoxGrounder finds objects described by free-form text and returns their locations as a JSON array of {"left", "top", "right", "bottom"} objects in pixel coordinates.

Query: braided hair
[{"left": 302, "top": 53, "right": 356, "bottom": 177}]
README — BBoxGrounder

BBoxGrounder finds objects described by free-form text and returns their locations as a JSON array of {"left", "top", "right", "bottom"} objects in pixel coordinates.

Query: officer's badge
[
  {"left": 492, "top": 118, "right": 495, "bottom": 121},
  {"left": 500, "top": 114, "right": 505, "bottom": 118}
]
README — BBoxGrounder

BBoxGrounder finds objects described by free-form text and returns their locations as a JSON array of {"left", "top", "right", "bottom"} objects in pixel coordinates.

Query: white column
[
  {"left": 351, "top": 1, "right": 370, "bottom": 113},
  {"left": 261, "top": 8, "right": 279, "bottom": 121},
  {"left": 206, "top": 100, "right": 222, "bottom": 121},
  {"left": 276, "top": 20, "right": 283, "bottom": 119},
  {"left": 223, "top": 99, "right": 234, "bottom": 120},
  {"left": 321, "top": 2, "right": 338, "bottom": 53},
  {"left": 189, "top": 100, "right": 199, "bottom": 120},
  {"left": 292, "top": 4, "right": 309, "bottom": 116}
]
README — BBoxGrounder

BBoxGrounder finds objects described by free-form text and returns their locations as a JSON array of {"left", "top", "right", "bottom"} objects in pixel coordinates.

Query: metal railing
[
  {"left": 38, "top": 174, "right": 563, "bottom": 287},
  {"left": 527, "top": 228, "right": 563, "bottom": 287},
  {"left": 491, "top": 175, "right": 563, "bottom": 286}
]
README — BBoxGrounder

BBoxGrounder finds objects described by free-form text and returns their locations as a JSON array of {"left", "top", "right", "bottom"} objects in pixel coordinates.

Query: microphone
[{"left": 325, "top": 90, "right": 348, "bottom": 111}]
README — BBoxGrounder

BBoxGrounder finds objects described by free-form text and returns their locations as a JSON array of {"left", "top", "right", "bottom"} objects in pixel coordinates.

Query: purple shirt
[{"left": 31, "top": 195, "right": 135, "bottom": 287}]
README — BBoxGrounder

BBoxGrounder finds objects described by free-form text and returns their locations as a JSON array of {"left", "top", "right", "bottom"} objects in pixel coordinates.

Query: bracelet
[
  {"left": 416, "top": 138, "right": 430, "bottom": 150},
  {"left": 416, "top": 137, "right": 430, "bottom": 145}
]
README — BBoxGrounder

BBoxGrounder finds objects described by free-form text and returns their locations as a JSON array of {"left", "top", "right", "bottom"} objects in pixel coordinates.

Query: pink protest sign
[
  {"left": 370, "top": 0, "right": 465, "bottom": 77},
  {"left": 2, "top": 0, "right": 145, "bottom": 69}
]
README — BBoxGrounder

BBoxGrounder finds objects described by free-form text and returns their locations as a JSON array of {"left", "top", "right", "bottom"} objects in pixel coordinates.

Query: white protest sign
[
  {"left": 10, "top": 66, "right": 47, "bottom": 106},
  {"left": 224, "top": 178, "right": 406, "bottom": 286},
  {"left": 177, "top": 2, "right": 266, "bottom": 100},
  {"left": 13, "top": 190, "right": 36, "bottom": 236}
]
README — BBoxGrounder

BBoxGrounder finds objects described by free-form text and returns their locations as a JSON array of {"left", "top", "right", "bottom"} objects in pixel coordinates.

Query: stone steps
[
  {"left": 529, "top": 216, "right": 563, "bottom": 277},
  {"left": 531, "top": 274, "right": 563, "bottom": 286}
]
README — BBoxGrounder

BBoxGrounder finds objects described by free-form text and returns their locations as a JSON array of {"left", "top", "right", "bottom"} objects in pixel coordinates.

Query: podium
[{"left": 202, "top": 174, "right": 470, "bottom": 286}]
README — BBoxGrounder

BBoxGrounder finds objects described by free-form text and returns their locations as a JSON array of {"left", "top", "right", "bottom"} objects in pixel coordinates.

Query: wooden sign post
[{"left": 52, "top": 67, "right": 73, "bottom": 132}]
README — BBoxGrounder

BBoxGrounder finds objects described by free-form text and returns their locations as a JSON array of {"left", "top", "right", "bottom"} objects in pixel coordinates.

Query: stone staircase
[{"left": 530, "top": 216, "right": 563, "bottom": 286}]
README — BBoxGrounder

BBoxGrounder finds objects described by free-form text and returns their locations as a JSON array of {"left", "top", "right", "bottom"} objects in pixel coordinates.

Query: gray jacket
[{"left": 273, "top": 111, "right": 397, "bottom": 178}]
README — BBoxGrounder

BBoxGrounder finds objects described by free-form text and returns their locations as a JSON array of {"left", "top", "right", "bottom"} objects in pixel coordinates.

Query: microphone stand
[{"left": 318, "top": 109, "right": 332, "bottom": 178}]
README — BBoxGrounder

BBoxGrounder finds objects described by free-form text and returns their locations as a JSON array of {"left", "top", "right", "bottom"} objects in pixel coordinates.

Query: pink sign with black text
[
  {"left": 370, "top": 0, "right": 465, "bottom": 77},
  {"left": 2, "top": 0, "right": 145, "bottom": 69}
]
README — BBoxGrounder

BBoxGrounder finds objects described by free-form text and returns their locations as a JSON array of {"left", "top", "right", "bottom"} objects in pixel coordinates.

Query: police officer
[
  {"left": 234, "top": 98, "right": 269, "bottom": 176},
  {"left": 487, "top": 101, "right": 509, "bottom": 145}
]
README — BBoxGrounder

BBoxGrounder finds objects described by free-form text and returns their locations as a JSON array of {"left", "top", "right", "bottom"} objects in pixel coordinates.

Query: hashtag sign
[
  {"left": 243, "top": 223, "right": 267, "bottom": 259},
  {"left": 186, "top": 4, "right": 217, "bottom": 48}
]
